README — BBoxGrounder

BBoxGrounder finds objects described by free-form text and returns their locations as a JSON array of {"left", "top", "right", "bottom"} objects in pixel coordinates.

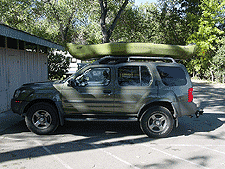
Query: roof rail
[
  {"left": 98, "top": 56, "right": 176, "bottom": 64},
  {"left": 128, "top": 56, "right": 176, "bottom": 63}
]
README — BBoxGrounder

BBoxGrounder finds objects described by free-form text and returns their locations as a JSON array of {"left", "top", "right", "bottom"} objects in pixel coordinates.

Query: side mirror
[{"left": 68, "top": 79, "right": 76, "bottom": 87}]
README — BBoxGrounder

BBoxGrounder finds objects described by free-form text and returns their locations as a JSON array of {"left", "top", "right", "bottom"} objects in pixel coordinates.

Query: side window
[
  {"left": 76, "top": 68, "right": 110, "bottom": 86},
  {"left": 141, "top": 66, "right": 151, "bottom": 86},
  {"left": 118, "top": 66, "right": 151, "bottom": 86},
  {"left": 157, "top": 66, "right": 187, "bottom": 86}
]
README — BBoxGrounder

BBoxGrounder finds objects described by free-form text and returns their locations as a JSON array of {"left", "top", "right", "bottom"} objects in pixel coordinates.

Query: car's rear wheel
[
  {"left": 25, "top": 102, "right": 59, "bottom": 135},
  {"left": 140, "top": 106, "right": 174, "bottom": 138}
]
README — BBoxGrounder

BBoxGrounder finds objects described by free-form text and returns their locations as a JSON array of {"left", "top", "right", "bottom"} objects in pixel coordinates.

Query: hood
[{"left": 21, "top": 81, "right": 60, "bottom": 90}]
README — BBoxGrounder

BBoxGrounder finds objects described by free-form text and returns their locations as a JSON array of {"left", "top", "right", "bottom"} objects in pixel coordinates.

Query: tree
[
  {"left": 211, "top": 37, "right": 225, "bottom": 83},
  {"left": 0, "top": 0, "right": 58, "bottom": 42},
  {"left": 112, "top": 2, "right": 160, "bottom": 43},
  {"left": 185, "top": 0, "right": 225, "bottom": 79},
  {"left": 1, "top": 0, "right": 88, "bottom": 45},
  {"left": 33, "top": 0, "right": 88, "bottom": 45},
  {"left": 1, "top": 0, "right": 133, "bottom": 44},
  {"left": 98, "top": 0, "right": 129, "bottom": 43},
  {"left": 48, "top": 51, "right": 70, "bottom": 80},
  {"left": 187, "top": 0, "right": 225, "bottom": 54},
  {"left": 156, "top": 0, "right": 193, "bottom": 45},
  {"left": 0, "top": 0, "right": 33, "bottom": 27}
]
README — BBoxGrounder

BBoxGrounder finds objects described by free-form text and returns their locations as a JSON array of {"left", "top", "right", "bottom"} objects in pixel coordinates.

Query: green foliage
[
  {"left": 184, "top": 0, "right": 225, "bottom": 83},
  {"left": 213, "top": 48, "right": 225, "bottom": 69},
  {"left": 48, "top": 51, "right": 70, "bottom": 80},
  {"left": 1, "top": 0, "right": 34, "bottom": 26},
  {"left": 187, "top": 0, "right": 225, "bottom": 55},
  {"left": 0, "top": 0, "right": 88, "bottom": 45},
  {"left": 112, "top": 2, "right": 160, "bottom": 43},
  {"left": 156, "top": 0, "right": 190, "bottom": 45},
  {"left": 33, "top": 0, "right": 88, "bottom": 45},
  {"left": 210, "top": 40, "right": 225, "bottom": 82},
  {"left": 1, "top": 0, "right": 225, "bottom": 82}
]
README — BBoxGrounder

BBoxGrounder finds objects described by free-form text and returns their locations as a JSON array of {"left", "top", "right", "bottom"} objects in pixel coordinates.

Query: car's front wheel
[
  {"left": 25, "top": 102, "right": 59, "bottom": 135},
  {"left": 140, "top": 106, "right": 174, "bottom": 138}
]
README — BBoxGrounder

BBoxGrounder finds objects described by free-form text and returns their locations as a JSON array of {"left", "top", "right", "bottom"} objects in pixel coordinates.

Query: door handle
[{"left": 103, "top": 90, "right": 111, "bottom": 94}]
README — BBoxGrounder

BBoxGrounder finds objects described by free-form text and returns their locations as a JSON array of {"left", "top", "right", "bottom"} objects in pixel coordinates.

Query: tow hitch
[{"left": 195, "top": 109, "right": 204, "bottom": 118}]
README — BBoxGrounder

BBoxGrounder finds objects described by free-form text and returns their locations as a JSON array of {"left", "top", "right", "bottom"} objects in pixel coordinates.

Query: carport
[{"left": 0, "top": 23, "right": 64, "bottom": 112}]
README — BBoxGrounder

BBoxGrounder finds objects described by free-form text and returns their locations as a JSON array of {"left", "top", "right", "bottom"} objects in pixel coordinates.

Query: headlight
[
  {"left": 14, "top": 90, "right": 21, "bottom": 98},
  {"left": 14, "top": 89, "right": 27, "bottom": 98}
]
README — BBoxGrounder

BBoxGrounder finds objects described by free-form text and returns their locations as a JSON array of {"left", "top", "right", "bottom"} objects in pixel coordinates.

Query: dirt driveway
[{"left": 0, "top": 80, "right": 225, "bottom": 169}]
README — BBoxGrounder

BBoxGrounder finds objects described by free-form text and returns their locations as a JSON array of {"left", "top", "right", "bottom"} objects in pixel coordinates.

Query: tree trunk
[
  {"left": 223, "top": 74, "right": 225, "bottom": 84},
  {"left": 210, "top": 70, "right": 214, "bottom": 82},
  {"left": 99, "top": 0, "right": 129, "bottom": 43}
]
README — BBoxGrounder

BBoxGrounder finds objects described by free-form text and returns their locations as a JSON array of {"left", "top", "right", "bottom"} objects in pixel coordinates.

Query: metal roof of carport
[{"left": 0, "top": 23, "right": 65, "bottom": 50}]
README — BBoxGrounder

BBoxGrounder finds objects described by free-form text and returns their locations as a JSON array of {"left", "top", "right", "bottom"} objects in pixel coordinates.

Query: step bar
[{"left": 64, "top": 117, "right": 138, "bottom": 122}]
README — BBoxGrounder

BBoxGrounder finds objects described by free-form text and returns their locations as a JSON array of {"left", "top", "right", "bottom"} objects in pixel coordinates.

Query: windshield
[{"left": 59, "top": 63, "right": 90, "bottom": 83}]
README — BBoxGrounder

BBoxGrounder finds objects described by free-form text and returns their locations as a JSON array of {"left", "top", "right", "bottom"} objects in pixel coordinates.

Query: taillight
[{"left": 188, "top": 88, "right": 193, "bottom": 102}]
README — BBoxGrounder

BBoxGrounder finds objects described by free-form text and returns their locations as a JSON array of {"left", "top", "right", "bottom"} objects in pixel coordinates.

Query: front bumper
[{"left": 11, "top": 99, "right": 29, "bottom": 115}]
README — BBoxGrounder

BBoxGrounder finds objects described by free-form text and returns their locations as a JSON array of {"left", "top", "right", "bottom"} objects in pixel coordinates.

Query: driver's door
[{"left": 61, "top": 67, "right": 114, "bottom": 114}]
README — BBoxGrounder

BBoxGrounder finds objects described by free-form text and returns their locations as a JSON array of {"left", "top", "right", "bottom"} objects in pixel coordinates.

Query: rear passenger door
[{"left": 114, "top": 64, "right": 156, "bottom": 115}]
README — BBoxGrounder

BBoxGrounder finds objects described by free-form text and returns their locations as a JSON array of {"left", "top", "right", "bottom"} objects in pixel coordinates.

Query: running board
[{"left": 64, "top": 117, "right": 138, "bottom": 122}]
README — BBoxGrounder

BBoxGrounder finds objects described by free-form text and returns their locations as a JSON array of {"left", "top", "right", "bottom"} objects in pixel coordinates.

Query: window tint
[
  {"left": 0, "top": 35, "right": 5, "bottom": 47},
  {"left": 157, "top": 66, "right": 187, "bottom": 86},
  {"left": 141, "top": 66, "right": 151, "bottom": 86},
  {"left": 118, "top": 66, "right": 151, "bottom": 86},
  {"left": 7, "top": 37, "right": 17, "bottom": 49},
  {"left": 76, "top": 68, "right": 110, "bottom": 86}
]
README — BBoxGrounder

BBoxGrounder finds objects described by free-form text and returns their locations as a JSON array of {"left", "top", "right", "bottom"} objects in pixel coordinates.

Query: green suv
[{"left": 11, "top": 56, "right": 203, "bottom": 138}]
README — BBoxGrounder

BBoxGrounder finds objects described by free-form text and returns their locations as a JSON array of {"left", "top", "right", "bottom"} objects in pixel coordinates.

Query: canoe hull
[{"left": 66, "top": 43, "right": 196, "bottom": 60}]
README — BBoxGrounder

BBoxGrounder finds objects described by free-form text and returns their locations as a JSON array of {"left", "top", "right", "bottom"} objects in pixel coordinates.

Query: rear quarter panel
[{"left": 155, "top": 63, "right": 198, "bottom": 117}]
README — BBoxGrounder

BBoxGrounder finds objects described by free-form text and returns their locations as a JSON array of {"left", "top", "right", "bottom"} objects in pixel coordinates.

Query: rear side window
[
  {"left": 118, "top": 66, "right": 152, "bottom": 86},
  {"left": 157, "top": 66, "right": 187, "bottom": 86}
]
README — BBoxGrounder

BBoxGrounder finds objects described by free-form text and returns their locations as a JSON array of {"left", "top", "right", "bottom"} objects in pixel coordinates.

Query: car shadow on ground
[
  {"left": 1, "top": 111, "right": 224, "bottom": 138},
  {"left": 56, "top": 112, "right": 225, "bottom": 139},
  {"left": 0, "top": 111, "right": 225, "bottom": 164}
]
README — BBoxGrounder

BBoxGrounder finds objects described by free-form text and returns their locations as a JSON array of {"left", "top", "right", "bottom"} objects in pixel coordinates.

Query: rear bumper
[
  {"left": 173, "top": 101, "right": 203, "bottom": 118},
  {"left": 195, "top": 108, "right": 204, "bottom": 118}
]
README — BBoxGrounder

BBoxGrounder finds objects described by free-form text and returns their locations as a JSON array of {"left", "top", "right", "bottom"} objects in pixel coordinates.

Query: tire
[
  {"left": 140, "top": 106, "right": 174, "bottom": 138},
  {"left": 25, "top": 102, "right": 59, "bottom": 135}
]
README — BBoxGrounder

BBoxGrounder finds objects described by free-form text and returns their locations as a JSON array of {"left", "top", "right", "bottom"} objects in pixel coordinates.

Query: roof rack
[{"left": 98, "top": 56, "right": 176, "bottom": 64}]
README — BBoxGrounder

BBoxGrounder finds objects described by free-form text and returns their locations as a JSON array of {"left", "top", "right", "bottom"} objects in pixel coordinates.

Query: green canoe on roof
[{"left": 66, "top": 43, "right": 197, "bottom": 60}]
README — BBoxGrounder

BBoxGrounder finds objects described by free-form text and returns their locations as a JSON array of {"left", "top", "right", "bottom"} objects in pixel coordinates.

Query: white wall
[
  {"left": 0, "top": 47, "right": 47, "bottom": 112},
  {"left": 67, "top": 57, "right": 81, "bottom": 74}
]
